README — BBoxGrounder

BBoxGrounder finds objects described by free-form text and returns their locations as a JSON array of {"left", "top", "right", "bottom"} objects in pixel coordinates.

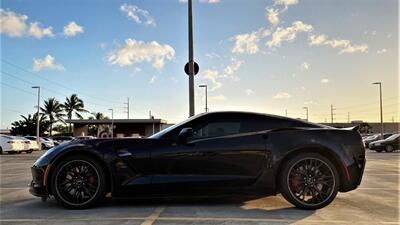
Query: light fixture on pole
[
  {"left": 32, "top": 86, "right": 41, "bottom": 150},
  {"left": 372, "top": 82, "right": 384, "bottom": 139},
  {"left": 199, "top": 84, "right": 208, "bottom": 112},
  {"left": 108, "top": 109, "right": 114, "bottom": 138},
  {"left": 303, "top": 107, "right": 309, "bottom": 122}
]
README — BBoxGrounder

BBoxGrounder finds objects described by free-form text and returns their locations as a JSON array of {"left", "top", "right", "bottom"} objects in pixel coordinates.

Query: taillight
[
  {"left": 7, "top": 141, "right": 15, "bottom": 144},
  {"left": 24, "top": 141, "right": 31, "bottom": 144}
]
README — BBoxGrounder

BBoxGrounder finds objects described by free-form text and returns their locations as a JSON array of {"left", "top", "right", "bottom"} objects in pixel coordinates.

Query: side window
[{"left": 191, "top": 118, "right": 242, "bottom": 139}]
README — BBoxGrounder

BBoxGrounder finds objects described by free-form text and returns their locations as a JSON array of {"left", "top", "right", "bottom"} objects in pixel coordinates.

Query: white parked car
[
  {"left": 24, "top": 136, "right": 55, "bottom": 150},
  {"left": 16, "top": 137, "right": 39, "bottom": 153},
  {"left": 0, "top": 135, "right": 26, "bottom": 154}
]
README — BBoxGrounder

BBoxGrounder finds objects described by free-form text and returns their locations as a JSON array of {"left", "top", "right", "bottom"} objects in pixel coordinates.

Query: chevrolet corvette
[{"left": 30, "top": 111, "right": 366, "bottom": 209}]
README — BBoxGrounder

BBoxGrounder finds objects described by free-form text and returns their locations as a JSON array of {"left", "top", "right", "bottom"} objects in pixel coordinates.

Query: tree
[
  {"left": 63, "top": 94, "right": 88, "bottom": 132},
  {"left": 10, "top": 113, "right": 50, "bottom": 136},
  {"left": 41, "top": 98, "right": 65, "bottom": 135}
]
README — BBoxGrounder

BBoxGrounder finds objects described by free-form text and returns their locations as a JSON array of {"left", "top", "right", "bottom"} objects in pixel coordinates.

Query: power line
[{"left": 2, "top": 59, "right": 121, "bottom": 105}]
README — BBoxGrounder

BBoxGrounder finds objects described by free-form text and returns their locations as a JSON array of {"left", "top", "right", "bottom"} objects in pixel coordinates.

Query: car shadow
[{"left": 1, "top": 194, "right": 316, "bottom": 224}]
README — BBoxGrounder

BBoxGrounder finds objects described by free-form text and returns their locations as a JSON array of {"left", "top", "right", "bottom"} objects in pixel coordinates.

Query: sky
[{"left": 1, "top": 0, "right": 399, "bottom": 129}]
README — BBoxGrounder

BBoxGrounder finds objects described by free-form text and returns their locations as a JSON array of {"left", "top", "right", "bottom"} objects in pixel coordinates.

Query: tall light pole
[
  {"left": 372, "top": 82, "right": 384, "bottom": 138},
  {"left": 199, "top": 84, "right": 208, "bottom": 112},
  {"left": 188, "top": 0, "right": 195, "bottom": 117},
  {"left": 32, "top": 86, "right": 40, "bottom": 150},
  {"left": 108, "top": 109, "right": 114, "bottom": 138},
  {"left": 303, "top": 107, "right": 309, "bottom": 121}
]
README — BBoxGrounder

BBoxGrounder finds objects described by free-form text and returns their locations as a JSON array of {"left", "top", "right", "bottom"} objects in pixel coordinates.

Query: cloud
[
  {"left": 120, "top": 4, "right": 156, "bottom": 26},
  {"left": 108, "top": 39, "right": 175, "bottom": 70},
  {"left": 203, "top": 69, "right": 222, "bottom": 91},
  {"left": 149, "top": 75, "right": 157, "bottom": 84},
  {"left": 232, "top": 28, "right": 269, "bottom": 54},
  {"left": 223, "top": 59, "right": 244, "bottom": 80},
  {"left": 63, "top": 21, "right": 84, "bottom": 37},
  {"left": 209, "top": 94, "right": 227, "bottom": 101},
  {"left": 1, "top": 9, "right": 53, "bottom": 38},
  {"left": 205, "top": 53, "right": 220, "bottom": 58},
  {"left": 273, "top": 92, "right": 291, "bottom": 99},
  {"left": 309, "top": 34, "right": 368, "bottom": 54},
  {"left": 377, "top": 49, "right": 387, "bottom": 54},
  {"left": 267, "top": 21, "right": 313, "bottom": 48},
  {"left": 266, "top": 8, "right": 279, "bottom": 26},
  {"left": 321, "top": 78, "right": 329, "bottom": 84},
  {"left": 0, "top": 9, "right": 27, "bottom": 37},
  {"left": 32, "top": 55, "right": 64, "bottom": 72},
  {"left": 301, "top": 62, "right": 310, "bottom": 70},
  {"left": 273, "top": 0, "right": 298, "bottom": 10},
  {"left": 245, "top": 89, "right": 255, "bottom": 96}
]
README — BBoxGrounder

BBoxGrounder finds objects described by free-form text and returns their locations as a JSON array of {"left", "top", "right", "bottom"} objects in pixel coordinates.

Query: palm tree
[
  {"left": 63, "top": 94, "right": 88, "bottom": 132},
  {"left": 41, "top": 98, "right": 65, "bottom": 135},
  {"left": 88, "top": 112, "right": 108, "bottom": 120}
]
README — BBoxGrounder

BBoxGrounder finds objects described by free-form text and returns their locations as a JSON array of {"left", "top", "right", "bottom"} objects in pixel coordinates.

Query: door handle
[{"left": 117, "top": 149, "right": 132, "bottom": 157}]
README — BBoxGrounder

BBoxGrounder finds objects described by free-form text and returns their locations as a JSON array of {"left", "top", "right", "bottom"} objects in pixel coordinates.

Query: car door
[{"left": 151, "top": 113, "right": 267, "bottom": 188}]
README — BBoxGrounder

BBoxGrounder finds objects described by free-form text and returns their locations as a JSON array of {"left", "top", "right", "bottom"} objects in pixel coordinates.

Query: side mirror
[{"left": 177, "top": 127, "right": 193, "bottom": 145}]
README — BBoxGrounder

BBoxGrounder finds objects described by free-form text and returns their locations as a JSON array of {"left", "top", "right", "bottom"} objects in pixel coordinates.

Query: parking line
[
  {"left": 141, "top": 206, "right": 165, "bottom": 225},
  {"left": 0, "top": 217, "right": 398, "bottom": 224}
]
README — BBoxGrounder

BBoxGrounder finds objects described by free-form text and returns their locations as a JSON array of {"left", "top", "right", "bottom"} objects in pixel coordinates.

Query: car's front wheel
[
  {"left": 279, "top": 153, "right": 339, "bottom": 210},
  {"left": 51, "top": 155, "right": 107, "bottom": 209},
  {"left": 385, "top": 145, "right": 394, "bottom": 153}
]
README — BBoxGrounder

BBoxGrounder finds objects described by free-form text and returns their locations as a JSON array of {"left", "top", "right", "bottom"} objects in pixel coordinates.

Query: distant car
[
  {"left": 16, "top": 137, "right": 39, "bottom": 153},
  {"left": 369, "top": 133, "right": 400, "bottom": 152},
  {"left": 49, "top": 136, "right": 75, "bottom": 146},
  {"left": 0, "top": 135, "right": 25, "bottom": 154},
  {"left": 74, "top": 136, "right": 96, "bottom": 140},
  {"left": 24, "top": 136, "right": 55, "bottom": 150},
  {"left": 363, "top": 133, "right": 393, "bottom": 147}
]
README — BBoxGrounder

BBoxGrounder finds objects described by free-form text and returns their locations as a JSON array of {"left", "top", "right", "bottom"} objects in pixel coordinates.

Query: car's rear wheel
[
  {"left": 385, "top": 145, "right": 394, "bottom": 153},
  {"left": 279, "top": 153, "right": 339, "bottom": 209},
  {"left": 51, "top": 155, "right": 107, "bottom": 209},
  {"left": 375, "top": 149, "right": 383, "bottom": 153}
]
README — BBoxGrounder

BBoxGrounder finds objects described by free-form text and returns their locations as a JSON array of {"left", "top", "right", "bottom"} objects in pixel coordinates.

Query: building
[{"left": 66, "top": 119, "right": 169, "bottom": 138}]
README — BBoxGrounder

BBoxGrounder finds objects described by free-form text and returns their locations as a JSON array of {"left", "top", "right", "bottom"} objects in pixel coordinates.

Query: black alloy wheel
[
  {"left": 279, "top": 153, "right": 339, "bottom": 209},
  {"left": 51, "top": 155, "right": 107, "bottom": 209}
]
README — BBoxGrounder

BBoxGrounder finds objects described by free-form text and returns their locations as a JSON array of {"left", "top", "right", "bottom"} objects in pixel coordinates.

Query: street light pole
[
  {"left": 32, "top": 86, "right": 40, "bottom": 150},
  {"left": 372, "top": 82, "right": 384, "bottom": 139},
  {"left": 303, "top": 107, "right": 309, "bottom": 121},
  {"left": 188, "top": 0, "right": 195, "bottom": 117},
  {"left": 108, "top": 109, "right": 114, "bottom": 138},
  {"left": 199, "top": 84, "right": 208, "bottom": 112}
]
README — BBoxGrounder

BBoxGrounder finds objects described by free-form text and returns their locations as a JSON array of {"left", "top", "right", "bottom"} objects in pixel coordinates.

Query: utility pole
[
  {"left": 372, "top": 82, "right": 384, "bottom": 139},
  {"left": 124, "top": 97, "right": 130, "bottom": 119},
  {"left": 32, "top": 86, "right": 40, "bottom": 150},
  {"left": 303, "top": 107, "right": 309, "bottom": 121},
  {"left": 285, "top": 109, "right": 288, "bottom": 117},
  {"left": 330, "top": 104, "right": 336, "bottom": 124},
  {"left": 347, "top": 112, "right": 350, "bottom": 123}
]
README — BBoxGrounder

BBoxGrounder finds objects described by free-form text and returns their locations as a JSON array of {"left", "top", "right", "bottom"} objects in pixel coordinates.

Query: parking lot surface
[{"left": 0, "top": 150, "right": 399, "bottom": 225}]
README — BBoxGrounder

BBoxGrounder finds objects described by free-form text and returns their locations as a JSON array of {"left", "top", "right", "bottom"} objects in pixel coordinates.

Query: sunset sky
[{"left": 1, "top": 0, "right": 398, "bottom": 128}]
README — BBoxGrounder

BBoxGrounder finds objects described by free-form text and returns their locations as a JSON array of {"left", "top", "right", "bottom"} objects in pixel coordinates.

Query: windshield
[
  {"left": 149, "top": 114, "right": 203, "bottom": 139},
  {"left": 385, "top": 133, "right": 400, "bottom": 141}
]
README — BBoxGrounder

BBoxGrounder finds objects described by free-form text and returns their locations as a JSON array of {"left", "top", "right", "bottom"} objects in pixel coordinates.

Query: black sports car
[{"left": 30, "top": 111, "right": 366, "bottom": 209}]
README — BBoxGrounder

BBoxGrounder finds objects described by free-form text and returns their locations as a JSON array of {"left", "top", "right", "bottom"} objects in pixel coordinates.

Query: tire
[
  {"left": 385, "top": 145, "right": 394, "bottom": 153},
  {"left": 51, "top": 155, "right": 107, "bottom": 209},
  {"left": 278, "top": 152, "right": 339, "bottom": 210},
  {"left": 41, "top": 144, "right": 46, "bottom": 150},
  {"left": 376, "top": 149, "right": 383, "bottom": 153},
  {"left": 27, "top": 150, "right": 33, "bottom": 154},
  {"left": 0, "top": 147, "right": 3, "bottom": 155}
]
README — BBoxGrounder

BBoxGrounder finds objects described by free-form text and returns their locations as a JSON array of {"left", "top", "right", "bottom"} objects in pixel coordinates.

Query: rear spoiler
[{"left": 341, "top": 126, "right": 359, "bottom": 131}]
